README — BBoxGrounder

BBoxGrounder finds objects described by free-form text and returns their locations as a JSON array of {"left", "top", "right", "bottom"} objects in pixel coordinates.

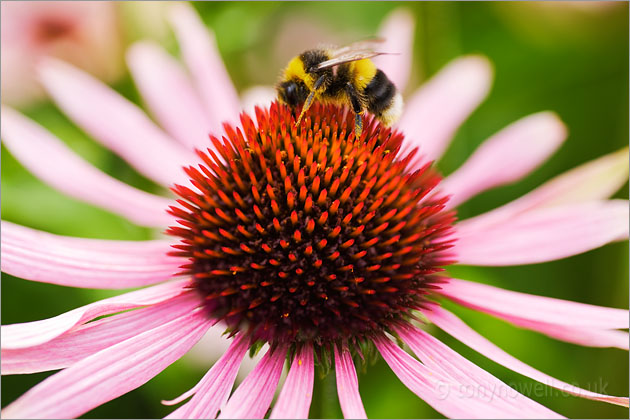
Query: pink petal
[
  {"left": 1, "top": 221, "right": 183, "bottom": 289},
  {"left": 162, "top": 383, "right": 202, "bottom": 408},
  {"left": 271, "top": 344, "right": 314, "bottom": 419},
  {"left": 1, "top": 106, "right": 173, "bottom": 227},
  {"left": 373, "top": 8, "right": 415, "bottom": 92},
  {"left": 425, "top": 305, "right": 629, "bottom": 407},
  {"left": 2, "top": 278, "right": 190, "bottom": 350},
  {"left": 218, "top": 346, "right": 287, "bottom": 419},
  {"left": 2, "top": 292, "right": 200, "bottom": 375},
  {"left": 183, "top": 321, "right": 263, "bottom": 382},
  {"left": 38, "top": 58, "right": 194, "bottom": 187},
  {"left": 457, "top": 147, "right": 630, "bottom": 233},
  {"left": 398, "top": 55, "right": 493, "bottom": 162},
  {"left": 127, "top": 42, "right": 216, "bottom": 150},
  {"left": 168, "top": 3, "right": 241, "bottom": 129},
  {"left": 2, "top": 308, "right": 212, "bottom": 419},
  {"left": 512, "top": 146, "right": 629, "bottom": 209},
  {"left": 165, "top": 335, "right": 249, "bottom": 419},
  {"left": 502, "top": 317, "right": 629, "bottom": 350},
  {"left": 438, "top": 278, "right": 628, "bottom": 329},
  {"left": 454, "top": 200, "right": 629, "bottom": 266},
  {"left": 334, "top": 345, "right": 367, "bottom": 419},
  {"left": 374, "top": 335, "right": 510, "bottom": 418},
  {"left": 2, "top": 220, "right": 173, "bottom": 253},
  {"left": 397, "top": 325, "right": 562, "bottom": 418},
  {"left": 440, "top": 112, "right": 567, "bottom": 208}
]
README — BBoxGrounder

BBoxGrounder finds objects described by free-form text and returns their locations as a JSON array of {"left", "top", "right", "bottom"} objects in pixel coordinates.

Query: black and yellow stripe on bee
[
  {"left": 278, "top": 49, "right": 403, "bottom": 131},
  {"left": 363, "top": 69, "right": 399, "bottom": 125}
]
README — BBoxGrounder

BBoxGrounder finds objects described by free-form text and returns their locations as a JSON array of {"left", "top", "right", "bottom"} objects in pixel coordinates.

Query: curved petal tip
[{"left": 376, "top": 8, "right": 415, "bottom": 91}]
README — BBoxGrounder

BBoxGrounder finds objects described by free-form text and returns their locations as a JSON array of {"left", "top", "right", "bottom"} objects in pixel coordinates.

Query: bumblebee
[{"left": 277, "top": 39, "right": 403, "bottom": 138}]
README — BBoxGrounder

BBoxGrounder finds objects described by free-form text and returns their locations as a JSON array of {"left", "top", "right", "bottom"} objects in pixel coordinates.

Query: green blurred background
[{"left": 2, "top": 1, "right": 628, "bottom": 418}]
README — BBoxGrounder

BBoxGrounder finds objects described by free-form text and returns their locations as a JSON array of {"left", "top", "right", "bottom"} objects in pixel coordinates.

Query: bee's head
[{"left": 277, "top": 80, "right": 309, "bottom": 108}]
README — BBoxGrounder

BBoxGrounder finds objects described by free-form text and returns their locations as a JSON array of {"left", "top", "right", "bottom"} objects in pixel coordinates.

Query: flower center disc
[{"left": 169, "top": 102, "right": 455, "bottom": 346}]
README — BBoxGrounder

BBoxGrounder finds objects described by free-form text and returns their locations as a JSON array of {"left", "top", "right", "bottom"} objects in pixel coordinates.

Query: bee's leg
[
  {"left": 354, "top": 113, "right": 363, "bottom": 138},
  {"left": 296, "top": 75, "right": 326, "bottom": 127},
  {"left": 345, "top": 83, "right": 363, "bottom": 139}
]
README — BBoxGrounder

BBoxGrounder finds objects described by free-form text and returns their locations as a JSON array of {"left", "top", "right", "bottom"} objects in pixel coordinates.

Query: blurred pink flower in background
[
  {"left": 493, "top": 0, "right": 625, "bottom": 48},
  {"left": 1, "top": 1, "right": 123, "bottom": 107},
  {"left": 1, "top": 3, "right": 629, "bottom": 419}
]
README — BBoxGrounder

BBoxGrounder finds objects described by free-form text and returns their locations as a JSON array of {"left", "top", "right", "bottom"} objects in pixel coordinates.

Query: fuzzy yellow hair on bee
[{"left": 277, "top": 39, "right": 403, "bottom": 139}]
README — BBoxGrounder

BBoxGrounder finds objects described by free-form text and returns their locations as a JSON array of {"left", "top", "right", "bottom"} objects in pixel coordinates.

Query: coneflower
[
  {"left": 168, "top": 102, "right": 455, "bottom": 347},
  {"left": 1, "top": 4, "right": 628, "bottom": 419}
]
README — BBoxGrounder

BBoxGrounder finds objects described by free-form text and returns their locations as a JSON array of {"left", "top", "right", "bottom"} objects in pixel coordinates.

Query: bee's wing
[
  {"left": 329, "top": 37, "right": 385, "bottom": 56},
  {"left": 315, "top": 38, "right": 394, "bottom": 70},
  {"left": 315, "top": 51, "right": 392, "bottom": 70}
]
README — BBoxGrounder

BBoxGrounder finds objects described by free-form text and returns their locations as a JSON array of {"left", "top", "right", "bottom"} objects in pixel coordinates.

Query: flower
[
  {"left": 0, "top": 1, "right": 123, "bottom": 107},
  {"left": 1, "top": 3, "right": 629, "bottom": 419}
]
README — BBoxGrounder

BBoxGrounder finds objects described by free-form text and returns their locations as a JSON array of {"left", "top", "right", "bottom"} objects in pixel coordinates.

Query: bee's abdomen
[{"left": 364, "top": 70, "right": 396, "bottom": 116}]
